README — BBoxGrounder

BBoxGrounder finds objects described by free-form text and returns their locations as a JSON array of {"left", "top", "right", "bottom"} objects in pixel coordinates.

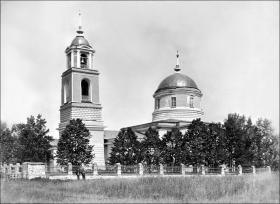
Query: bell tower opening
[
  {"left": 81, "top": 79, "right": 90, "bottom": 102},
  {"left": 80, "top": 53, "right": 88, "bottom": 68}
]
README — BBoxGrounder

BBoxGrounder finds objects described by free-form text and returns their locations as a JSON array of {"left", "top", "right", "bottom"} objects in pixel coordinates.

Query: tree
[
  {"left": 141, "top": 128, "right": 162, "bottom": 167},
  {"left": 204, "top": 122, "right": 227, "bottom": 167},
  {"left": 224, "top": 113, "right": 249, "bottom": 166},
  {"left": 56, "top": 119, "right": 93, "bottom": 179},
  {"left": 254, "top": 118, "right": 279, "bottom": 169},
  {"left": 109, "top": 128, "right": 141, "bottom": 165},
  {"left": 161, "top": 127, "right": 185, "bottom": 165},
  {"left": 16, "top": 115, "right": 53, "bottom": 163},
  {"left": 0, "top": 123, "right": 19, "bottom": 163},
  {"left": 186, "top": 119, "right": 209, "bottom": 166}
]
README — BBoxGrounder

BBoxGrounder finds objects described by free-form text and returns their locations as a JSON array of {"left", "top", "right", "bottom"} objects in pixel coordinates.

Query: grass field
[{"left": 1, "top": 172, "right": 279, "bottom": 203}]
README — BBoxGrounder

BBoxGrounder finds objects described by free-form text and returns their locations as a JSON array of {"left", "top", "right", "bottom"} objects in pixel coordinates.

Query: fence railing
[
  {"left": 121, "top": 165, "right": 139, "bottom": 175},
  {"left": 97, "top": 165, "right": 118, "bottom": 176},
  {"left": 206, "top": 167, "right": 221, "bottom": 175},
  {"left": 143, "top": 165, "right": 160, "bottom": 175},
  {"left": 164, "top": 165, "right": 181, "bottom": 175},
  {"left": 0, "top": 162, "right": 272, "bottom": 179}
]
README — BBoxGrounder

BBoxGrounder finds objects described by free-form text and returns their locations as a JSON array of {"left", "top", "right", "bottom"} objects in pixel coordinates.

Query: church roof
[
  {"left": 70, "top": 36, "right": 91, "bottom": 47},
  {"left": 155, "top": 73, "right": 199, "bottom": 93}
]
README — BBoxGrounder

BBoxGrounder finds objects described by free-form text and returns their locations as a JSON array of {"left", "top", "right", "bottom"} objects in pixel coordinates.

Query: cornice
[
  {"left": 60, "top": 102, "right": 102, "bottom": 111},
  {"left": 153, "top": 87, "right": 203, "bottom": 98},
  {"left": 61, "top": 67, "right": 99, "bottom": 77}
]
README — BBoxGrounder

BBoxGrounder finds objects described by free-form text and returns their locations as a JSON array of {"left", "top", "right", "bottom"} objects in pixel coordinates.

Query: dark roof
[
  {"left": 71, "top": 36, "right": 91, "bottom": 47},
  {"left": 123, "top": 119, "right": 192, "bottom": 135},
  {"left": 156, "top": 73, "right": 199, "bottom": 93}
]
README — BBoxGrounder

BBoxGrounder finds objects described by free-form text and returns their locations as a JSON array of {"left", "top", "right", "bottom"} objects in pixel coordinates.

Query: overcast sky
[{"left": 1, "top": 1, "right": 279, "bottom": 138}]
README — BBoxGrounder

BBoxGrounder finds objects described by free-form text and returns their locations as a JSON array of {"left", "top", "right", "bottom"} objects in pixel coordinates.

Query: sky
[{"left": 1, "top": 1, "right": 279, "bottom": 138}]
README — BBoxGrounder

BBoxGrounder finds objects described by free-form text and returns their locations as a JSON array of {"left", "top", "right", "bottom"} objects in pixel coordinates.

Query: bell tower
[{"left": 59, "top": 13, "right": 105, "bottom": 166}]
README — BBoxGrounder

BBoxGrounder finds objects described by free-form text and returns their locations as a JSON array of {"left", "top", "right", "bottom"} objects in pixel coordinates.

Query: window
[
  {"left": 155, "top": 98, "right": 160, "bottom": 109},
  {"left": 81, "top": 79, "right": 90, "bottom": 102},
  {"left": 190, "top": 96, "right": 194, "bottom": 108},
  {"left": 80, "top": 53, "right": 88, "bottom": 68},
  {"left": 171, "top": 97, "right": 176, "bottom": 108},
  {"left": 63, "top": 82, "right": 70, "bottom": 104},
  {"left": 67, "top": 53, "right": 71, "bottom": 68}
]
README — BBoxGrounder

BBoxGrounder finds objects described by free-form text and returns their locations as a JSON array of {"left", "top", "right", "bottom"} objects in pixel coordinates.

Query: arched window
[
  {"left": 80, "top": 53, "right": 88, "bottom": 68},
  {"left": 81, "top": 79, "right": 90, "bottom": 102}
]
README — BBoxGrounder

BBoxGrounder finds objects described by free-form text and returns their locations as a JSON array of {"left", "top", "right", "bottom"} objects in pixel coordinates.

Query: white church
[{"left": 51, "top": 16, "right": 204, "bottom": 167}]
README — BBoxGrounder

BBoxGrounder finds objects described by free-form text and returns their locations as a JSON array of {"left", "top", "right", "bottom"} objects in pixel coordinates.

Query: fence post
[
  {"left": 221, "top": 166, "right": 225, "bottom": 176},
  {"left": 68, "top": 163, "right": 72, "bottom": 175},
  {"left": 238, "top": 165, "right": 242, "bottom": 175},
  {"left": 139, "top": 163, "right": 143, "bottom": 176},
  {"left": 15, "top": 163, "right": 20, "bottom": 178},
  {"left": 181, "top": 164, "right": 185, "bottom": 175},
  {"left": 117, "top": 163, "right": 121, "bottom": 176},
  {"left": 201, "top": 165, "right": 205, "bottom": 175},
  {"left": 252, "top": 166, "right": 256, "bottom": 174},
  {"left": 267, "top": 166, "right": 271, "bottom": 174},
  {"left": 8, "top": 164, "right": 12, "bottom": 178},
  {"left": 159, "top": 164, "right": 164, "bottom": 175},
  {"left": 93, "top": 163, "right": 98, "bottom": 176}
]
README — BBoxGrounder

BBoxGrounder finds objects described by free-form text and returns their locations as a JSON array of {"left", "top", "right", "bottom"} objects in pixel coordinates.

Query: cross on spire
[
  {"left": 174, "top": 50, "right": 181, "bottom": 72},
  {"left": 77, "top": 11, "right": 84, "bottom": 35}
]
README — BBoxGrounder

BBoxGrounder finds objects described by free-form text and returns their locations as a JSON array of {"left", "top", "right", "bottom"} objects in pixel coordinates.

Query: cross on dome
[
  {"left": 77, "top": 11, "right": 84, "bottom": 36},
  {"left": 174, "top": 50, "right": 181, "bottom": 72}
]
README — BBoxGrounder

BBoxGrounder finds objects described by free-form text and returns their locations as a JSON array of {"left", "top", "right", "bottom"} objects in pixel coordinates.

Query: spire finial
[
  {"left": 77, "top": 11, "right": 84, "bottom": 36},
  {"left": 174, "top": 50, "right": 181, "bottom": 72}
]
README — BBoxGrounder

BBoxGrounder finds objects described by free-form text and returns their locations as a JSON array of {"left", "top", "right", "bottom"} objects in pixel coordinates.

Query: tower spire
[
  {"left": 174, "top": 50, "right": 181, "bottom": 72},
  {"left": 77, "top": 11, "right": 84, "bottom": 36}
]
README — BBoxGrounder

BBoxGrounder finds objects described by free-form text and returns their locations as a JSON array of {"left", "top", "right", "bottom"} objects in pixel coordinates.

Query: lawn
[{"left": 1, "top": 172, "right": 279, "bottom": 203}]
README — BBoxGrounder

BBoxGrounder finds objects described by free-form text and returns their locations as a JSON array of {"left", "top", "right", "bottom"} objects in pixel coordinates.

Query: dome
[
  {"left": 70, "top": 36, "right": 90, "bottom": 47},
  {"left": 156, "top": 73, "right": 199, "bottom": 93}
]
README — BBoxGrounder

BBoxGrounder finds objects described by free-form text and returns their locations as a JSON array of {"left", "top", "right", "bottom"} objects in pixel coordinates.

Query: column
[
  {"left": 77, "top": 50, "right": 81, "bottom": 68},
  {"left": 71, "top": 51, "right": 74, "bottom": 68},
  {"left": 88, "top": 53, "right": 92, "bottom": 69}
]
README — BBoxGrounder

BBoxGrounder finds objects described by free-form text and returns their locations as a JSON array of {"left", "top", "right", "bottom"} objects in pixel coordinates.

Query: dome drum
[{"left": 152, "top": 108, "right": 204, "bottom": 122}]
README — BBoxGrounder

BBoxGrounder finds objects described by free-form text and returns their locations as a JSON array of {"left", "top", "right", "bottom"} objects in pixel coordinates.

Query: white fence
[{"left": 0, "top": 162, "right": 272, "bottom": 180}]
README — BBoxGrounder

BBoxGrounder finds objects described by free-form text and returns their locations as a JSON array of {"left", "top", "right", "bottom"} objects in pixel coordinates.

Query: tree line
[
  {"left": 109, "top": 113, "right": 279, "bottom": 170},
  {"left": 0, "top": 115, "right": 53, "bottom": 164},
  {"left": 1, "top": 113, "right": 279, "bottom": 171}
]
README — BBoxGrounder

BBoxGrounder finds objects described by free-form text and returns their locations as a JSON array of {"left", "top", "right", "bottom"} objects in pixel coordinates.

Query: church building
[{"left": 52, "top": 15, "right": 204, "bottom": 166}]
